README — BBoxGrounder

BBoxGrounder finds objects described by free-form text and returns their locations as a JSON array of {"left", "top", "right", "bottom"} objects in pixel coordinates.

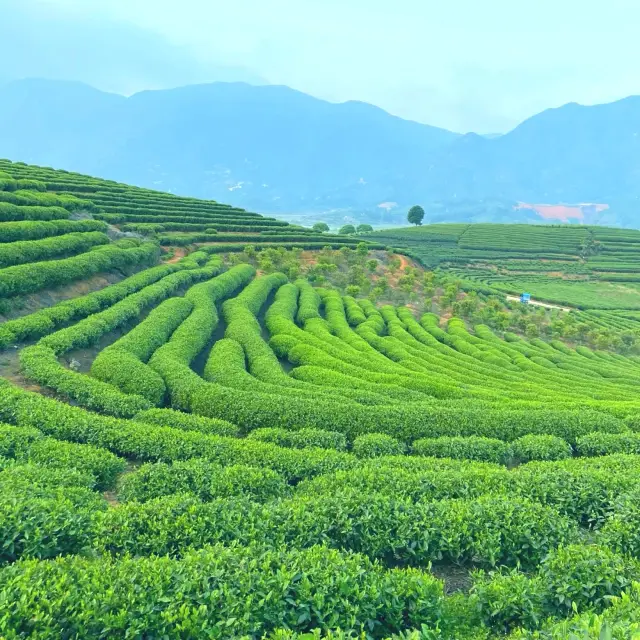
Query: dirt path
[
  {"left": 397, "top": 254, "right": 410, "bottom": 271},
  {"left": 165, "top": 247, "right": 186, "bottom": 263},
  {"left": 506, "top": 295, "right": 572, "bottom": 312}
]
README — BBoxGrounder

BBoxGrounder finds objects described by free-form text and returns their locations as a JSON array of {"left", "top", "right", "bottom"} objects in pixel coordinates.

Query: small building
[{"left": 520, "top": 292, "right": 531, "bottom": 304}]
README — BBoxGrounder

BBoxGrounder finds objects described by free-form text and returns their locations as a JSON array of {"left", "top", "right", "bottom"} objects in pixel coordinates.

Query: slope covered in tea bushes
[{"left": 2, "top": 161, "right": 640, "bottom": 637}]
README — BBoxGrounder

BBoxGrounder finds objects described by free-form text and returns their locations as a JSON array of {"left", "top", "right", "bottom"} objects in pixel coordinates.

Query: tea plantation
[{"left": 2, "top": 160, "right": 640, "bottom": 638}]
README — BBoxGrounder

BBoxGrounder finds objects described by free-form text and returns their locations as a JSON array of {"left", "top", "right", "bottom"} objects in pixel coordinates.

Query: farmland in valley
[{"left": 2, "top": 160, "right": 640, "bottom": 637}]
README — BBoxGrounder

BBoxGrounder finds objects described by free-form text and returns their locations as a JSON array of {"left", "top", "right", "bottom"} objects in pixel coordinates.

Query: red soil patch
[{"left": 164, "top": 247, "right": 186, "bottom": 263}]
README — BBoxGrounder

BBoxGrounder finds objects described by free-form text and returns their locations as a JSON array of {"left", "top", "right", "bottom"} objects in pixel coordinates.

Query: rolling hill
[{"left": 3, "top": 161, "right": 640, "bottom": 636}]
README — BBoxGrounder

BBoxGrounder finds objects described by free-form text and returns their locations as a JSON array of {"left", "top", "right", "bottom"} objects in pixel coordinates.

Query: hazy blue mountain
[
  {"left": 1, "top": 78, "right": 639, "bottom": 224},
  {"left": 0, "top": 79, "right": 458, "bottom": 211}
]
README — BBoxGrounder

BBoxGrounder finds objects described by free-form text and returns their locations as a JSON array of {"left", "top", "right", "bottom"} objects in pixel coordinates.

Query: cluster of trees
[{"left": 311, "top": 222, "right": 374, "bottom": 235}]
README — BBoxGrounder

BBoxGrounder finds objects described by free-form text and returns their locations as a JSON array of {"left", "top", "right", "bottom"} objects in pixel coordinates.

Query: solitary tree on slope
[{"left": 407, "top": 205, "right": 425, "bottom": 226}]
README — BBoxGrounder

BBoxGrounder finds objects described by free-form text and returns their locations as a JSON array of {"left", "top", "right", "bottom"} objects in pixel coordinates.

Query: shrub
[
  {"left": 412, "top": 436, "right": 512, "bottom": 464},
  {"left": 118, "top": 459, "right": 288, "bottom": 503},
  {"left": 0, "top": 218, "right": 107, "bottom": 243},
  {"left": 134, "top": 408, "right": 238, "bottom": 437},
  {"left": 512, "top": 434, "right": 573, "bottom": 463},
  {"left": 0, "top": 485, "right": 104, "bottom": 564},
  {"left": 352, "top": 433, "right": 406, "bottom": 458},
  {"left": 0, "top": 381, "right": 357, "bottom": 483},
  {"left": 247, "top": 427, "right": 347, "bottom": 451},
  {"left": 0, "top": 544, "right": 443, "bottom": 638},
  {"left": 0, "top": 231, "right": 110, "bottom": 269},
  {"left": 0, "top": 423, "right": 43, "bottom": 458},
  {"left": 576, "top": 431, "right": 640, "bottom": 456},
  {"left": 25, "top": 438, "right": 126, "bottom": 491},
  {"left": 472, "top": 570, "right": 546, "bottom": 633},
  {"left": 539, "top": 544, "right": 640, "bottom": 617},
  {"left": 0, "top": 260, "right": 190, "bottom": 349},
  {"left": 0, "top": 241, "right": 159, "bottom": 298},
  {"left": 600, "top": 486, "right": 640, "bottom": 555}
]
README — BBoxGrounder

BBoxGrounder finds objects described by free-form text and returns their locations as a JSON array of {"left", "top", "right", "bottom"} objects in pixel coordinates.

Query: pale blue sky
[{"left": 8, "top": 0, "right": 640, "bottom": 132}]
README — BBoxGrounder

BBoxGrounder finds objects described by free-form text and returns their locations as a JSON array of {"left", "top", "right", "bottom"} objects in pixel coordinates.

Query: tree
[
  {"left": 345, "top": 285, "right": 361, "bottom": 296},
  {"left": 356, "top": 224, "right": 373, "bottom": 233},
  {"left": 313, "top": 222, "right": 330, "bottom": 233},
  {"left": 339, "top": 224, "right": 356, "bottom": 235},
  {"left": 407, "top": 205, "right": 425, "bottom": 226}
]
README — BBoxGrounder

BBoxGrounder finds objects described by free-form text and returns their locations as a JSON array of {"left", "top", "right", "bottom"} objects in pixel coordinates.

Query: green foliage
[
  {"left": 512, "top": 435, "right": 573, "bottom": 463},
  {"left": 0, "top": 218, "right": 107, "bottom": 243},
  {"left": 539, "top": 544, "right": 640, "bottom": 617},
  {"left": 0, "top": 423, "right": 43, "bottom": 458},
  {"left": 352, "top": 433, "right": 406, "bottom": 458},
  {"left": 0, "top": 487, "right": 103, "bottom": 564},
  {"left": 0, "top": 231, "right": 110, "bottom": 269},
  {"left": 0, "top": 544, "right": 443, "bottom": 638},
  {"left": 134, "top": 408, "right": 238, "bottom": 437},
  {"left": 412, "top": 435, "right": 513, "bottom": 464},
  {"left": 339, "top": 224, "right": 357, "bottom": 235},
  {"left": 576, "top": 432, "right": 640, "bottom": 456},
  {"left": 0, "top": 240, "right": 159, "bottom": 298},
  {"left": 407, "top": 205, "right": 425, "bottom": 226},
  {"left": 473, "top": 545, "right": 640, "bottom": 633},
  {"left": 118, "top": 459, "right": 288, "bottom": 503},
  {"left": 247, "top": 427, "right": 348, "bottom": 451},
  {"left": 313, "top": 222, "right": 330, "bottom": 232}
]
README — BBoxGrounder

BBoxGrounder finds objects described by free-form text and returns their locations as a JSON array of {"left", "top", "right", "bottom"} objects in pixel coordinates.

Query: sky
[{"left": 4, "top": 0, "right": 640, "bottom": 133}]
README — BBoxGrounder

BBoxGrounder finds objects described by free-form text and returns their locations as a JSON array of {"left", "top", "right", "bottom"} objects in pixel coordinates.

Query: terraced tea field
[{"left": 2, "top": 161, "right": 640, "bottom": 637}]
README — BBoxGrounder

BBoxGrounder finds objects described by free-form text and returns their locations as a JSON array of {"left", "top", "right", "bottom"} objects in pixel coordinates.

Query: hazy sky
[{"left": 6, "top": 0, "right": 640, "bottom": 132}]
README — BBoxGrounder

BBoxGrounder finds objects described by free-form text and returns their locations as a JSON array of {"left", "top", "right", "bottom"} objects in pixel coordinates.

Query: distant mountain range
[{"left": 1, "top": 78, "right": 639, "bottom": 226}]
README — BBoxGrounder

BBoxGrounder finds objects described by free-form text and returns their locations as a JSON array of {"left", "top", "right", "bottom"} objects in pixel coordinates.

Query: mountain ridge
[{"left": 0, "top": 78, "right": 638, "bottom": 226}]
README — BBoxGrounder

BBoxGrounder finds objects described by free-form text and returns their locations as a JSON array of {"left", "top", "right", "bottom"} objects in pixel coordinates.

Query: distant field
[{"left": 365, "top": 222, "right": 640, "bottom": 308}]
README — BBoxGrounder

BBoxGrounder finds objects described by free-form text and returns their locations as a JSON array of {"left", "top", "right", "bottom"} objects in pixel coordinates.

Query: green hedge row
[
  {"left": 0, "top": 202, "right": 70, "bottom": 221},
  {"left": 97, "top": 202, "right": 254, "bottom": 217},
  {"left": 300, "top": 455, "right": 640, "bottom": 526},
  {"left": 191, "top": 376, "right": 625, "bottom": 444},
  {"left": 159, "top": 233, "right": 357, "bottom": 246},
  {"left": 0, "top": 380, "right": 357, "bottom": 482},
  {"left": 91, "top": 297, "right": 195, "bottom": 404},
  {"left": 0, "top": 218, "right": 107, "bottom": 243},
  {"left": 411, "top": 434, "right": 572, "bottom": 464},
  {"left": 118, "top": 458, "right": 289, "bottom": 503},
  {"left": 93, "top": 491, "right": 574, "bottom": 570},
  {"left": 0, "top": 189, "right": 97, "bottom": 211},
  {"left": 20, "top": 262, "right": 222, "bottom": 417},
  {"left": 201, "top": 241, "right": 386, "bottom": 253},
  {"left": 473, "top": 544, "right": 640, "bottom": 633},
  {"left": 412, "top": 435, "right": 513, "bottom": 464},
  {"left": 0, "top": 258, "right": 195, "bottom": 349},
  {"left": 148, "top": 264, "right": 256, "bottom": 409},
  {"left": 0, "top": 231, "right": 110, "bottom": 269},
  {"left": 247, "top": 427, "right": 347, "bottom": 451},
  {"left": 96, "top": 212, "right": 288, "bottom": 227},
  {"left": 134, "top": 408, "right": 238, "bottom": 437},
  {"left": 0, "top": 241, "right": 160, "bottom": 298},
  {"left": 0, "top": 178, "right": 46, "bottom": 192},
  {"left": 0, "top": 544, "right": 442, "bottom": 639}
]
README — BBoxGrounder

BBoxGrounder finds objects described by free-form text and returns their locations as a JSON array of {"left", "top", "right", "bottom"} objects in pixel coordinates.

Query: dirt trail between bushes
[
  {"left": 165, "top": 247, "right": 186, "bottom": 263},
  {"left": 506, "top": 295, "right": 572, "bottom": 312}
]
